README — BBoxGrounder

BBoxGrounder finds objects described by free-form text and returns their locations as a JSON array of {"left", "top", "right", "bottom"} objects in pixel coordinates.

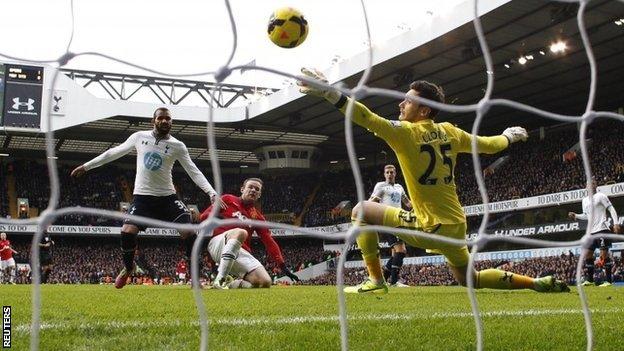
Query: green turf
[{"left": 1, "top": 284, "right": 623, "bottom": 350}]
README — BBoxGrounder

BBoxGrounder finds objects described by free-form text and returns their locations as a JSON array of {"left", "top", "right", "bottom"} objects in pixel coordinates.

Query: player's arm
[
  {"left": 71, "top": 132, "right": 139, "bottom": 177},
  {"left": 176, "top": 144, "right": 219, "bottom": 204},
  {"left": 255, "top": 216, "right": 299, "bottom": 281},
  {"left": 401, "top": 192, "right": 413, "bottom": 210},
  {"left": 369, "top": 183, "right": 383, "bottom": 202},
  {"left": 601, "top": 194, "right": 621, "bottom": 233},
  {"left": 199, "top": 195, "right": 226, "bottom": 221},
  {"left": 298, "top": 68, "right": 404, "bottom": 145},
  {"left": 568, "top": 209, "right": 588, "bottom": 221},
  {"left": 454, "top": 124, "right": 527, "bottom": 155}
]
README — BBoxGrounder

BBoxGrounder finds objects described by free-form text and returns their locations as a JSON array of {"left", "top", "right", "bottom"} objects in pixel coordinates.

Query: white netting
[{"left": 1, "top": 0, "right": 624, "bottom": 350}]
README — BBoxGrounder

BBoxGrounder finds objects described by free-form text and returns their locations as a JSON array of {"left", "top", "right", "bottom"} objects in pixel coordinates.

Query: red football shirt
[
  {"left": 200, "top": 194, "right": 285, "bottom": 266},
  {"left": 0, "top": 240, "right": 13, "bottom": 260},
  {"left": 176, "top": 261, "right": 188, "bottom": 274}
]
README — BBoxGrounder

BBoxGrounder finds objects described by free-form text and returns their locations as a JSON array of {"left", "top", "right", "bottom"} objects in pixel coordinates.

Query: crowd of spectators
[
  {"left": 305, "top": 254, "right": 624, "bottom": 286},
  {"left": 456, "top": 121, "right": 624, "bottom": 205},
  {"left": 7, "top": 160, "right": 125, "bottom": 225},
  {"left": 303, "top": 168, "right": 381, "bottom": 227},
  {"left": 0, "top": 163, "right": 8, "bottom": 218}
]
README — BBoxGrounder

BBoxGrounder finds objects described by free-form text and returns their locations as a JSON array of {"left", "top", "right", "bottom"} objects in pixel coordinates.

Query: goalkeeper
[{"left": 298, "top": 68, "right": 569, "bottom": 294}]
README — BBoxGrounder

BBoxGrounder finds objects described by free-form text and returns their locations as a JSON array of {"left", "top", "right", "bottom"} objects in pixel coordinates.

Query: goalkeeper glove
[
  {"left": 297, "top": 68, "right": 342, "bottom": 105},
  {"left": 280, "top": 264, "right": 300, "bottom": 282},
  {"left": 502, "top": 127, "right": 528, "bottom": 143}
]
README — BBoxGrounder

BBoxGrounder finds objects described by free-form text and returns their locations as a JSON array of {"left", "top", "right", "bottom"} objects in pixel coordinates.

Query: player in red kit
[
  {"left": 200, "top": 177, "right": 299, "bottom": 289},
  {"left": 176, "top": 258, "right": 188, "bottom": 284},
  {"left": 0, "top": 232, "right": 18, "bottom": 284}
]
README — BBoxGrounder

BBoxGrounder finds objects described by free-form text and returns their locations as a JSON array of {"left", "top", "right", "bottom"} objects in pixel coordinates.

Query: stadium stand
[{"left": 3, "top": 121, "right": 623, "bottom": 228}]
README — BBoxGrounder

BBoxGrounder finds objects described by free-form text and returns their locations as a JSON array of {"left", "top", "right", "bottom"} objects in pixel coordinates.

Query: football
[{"left": 267, "top": 7, "right": 308, "bottom": 48}]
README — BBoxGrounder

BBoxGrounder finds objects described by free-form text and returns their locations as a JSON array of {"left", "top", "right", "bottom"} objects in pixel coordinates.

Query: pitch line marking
[{"left": 14, "top": 307, "right": 624, "bottom": 334}]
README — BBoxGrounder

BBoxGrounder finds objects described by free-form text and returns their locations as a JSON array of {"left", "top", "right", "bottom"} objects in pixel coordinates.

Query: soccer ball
[{"left": 267, "top": 7, "right": 308, "bottom": 48}]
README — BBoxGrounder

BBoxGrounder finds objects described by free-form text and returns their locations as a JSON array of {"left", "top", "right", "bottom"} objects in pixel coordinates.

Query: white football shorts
[
  {"left": 0, "top": 258, "right": 16, "bottom": 269},
  {"left": 208, "top": 234, "right": 262, "bottom": 278}
]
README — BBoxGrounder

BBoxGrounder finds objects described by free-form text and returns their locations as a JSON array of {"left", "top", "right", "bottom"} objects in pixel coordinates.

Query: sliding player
[
  {"left": 200, "top": 178, "right": 299, "bottom": 289},
  {"left": 298, "top": 68, "right": 569, "bottom": 294}
]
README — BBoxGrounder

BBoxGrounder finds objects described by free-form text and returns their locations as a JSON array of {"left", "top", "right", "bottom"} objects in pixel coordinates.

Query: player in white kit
[
  {"left": 71, "top": 107, "right": 218, "bottom": 289},
  {"left": 370, "top": 164, "right": 412, "bottom": 286},
  {"left": 568, "top": 180, "right": 621, "bottom": 287}
]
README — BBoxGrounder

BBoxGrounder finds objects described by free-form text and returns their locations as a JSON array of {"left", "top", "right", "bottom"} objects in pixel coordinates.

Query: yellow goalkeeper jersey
[{"left": 339, "top": 98, "right": 509, "bottom": 229}]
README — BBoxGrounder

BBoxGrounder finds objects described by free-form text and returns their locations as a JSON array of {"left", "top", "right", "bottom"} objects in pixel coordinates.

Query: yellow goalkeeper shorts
[{"left": 382, "top": 207, "right": 469, "bottom": 267}]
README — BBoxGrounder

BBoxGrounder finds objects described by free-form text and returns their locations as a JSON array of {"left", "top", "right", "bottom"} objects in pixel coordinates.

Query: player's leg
[
  {"left": 41, "top": 254, "right": 52, "bottom": 283},
  {"left": 582, "top": 246, "right": 596, "bottom": 286},
  {"left": 383, "top": 248, "right": 393, "bottom": 282},
  {"left": 41, "top": 264, "right": 48, "bottom": 283},
  {"left": 0, "top": 262, "right": 6, "bottom": 283},
  {"left": 599, "top": 240, "right": 613, "bottom": 286},
  {"left": 243, "top": 266, "right": 272, "bottom": 288},
  {"left": 208, "top": 228, "right": 247, "bottom": 288},
  {"left": 345, "top": 201, "right": 392, "bottom": 293},
  {"left": 440, "top": 224, "right": 568, "bottom": 292},
  {"left": 165, "top": 197, "right": 202, "bottom": 274},
  {"left": 225, "top": 248, "right": 269, "bottom": 288},
  {"left": 389, "top": 241, "right": 407, "bottom": 286},
  {"left": 176, "top": 220, "right": 196, "bottom": 265},
  {"left": 8, "top": 259, "right": 16, "bottom": 284},
  {"left": 116, "top": 223, "right": 140, "bottom": 288}
]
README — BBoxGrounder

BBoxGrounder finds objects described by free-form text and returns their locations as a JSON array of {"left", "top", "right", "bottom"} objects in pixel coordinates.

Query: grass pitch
[{"left": 1, "top": 284, "right": 623, "bottom": 350}]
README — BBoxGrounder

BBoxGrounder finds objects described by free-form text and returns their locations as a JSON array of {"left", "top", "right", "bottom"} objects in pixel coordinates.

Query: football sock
[
  {"left": 216, "top": 237, "right": 242, "bottom": 282},
  {"left": 584, "top": 257, "right": 595, "bottom": 283},
  {"left": 135, "top": 251, "right": 155, "bottom": 278},
  {"left": 354, "top": 228, "right": 383, "bottom": 284},
  {"left": 9, "top": 269, "right": 15, "bottom": 283},
  {"left": 604, "top": 257, "right": 613, "bottom": 283},
  {"left": 41, "top": 269, "right": 49, "bottom": 283},
  {"left": 476, "top": 269, "right": 534, "bottom": 289},
  {"left": 390, "top": 252, "right": 405, "bottom": 284},
  {"left": 383, "top": 256, "right": 392, "bottom": 281},
  {"left": 120, "top": 232, "right": 137, "bottom": 272}
]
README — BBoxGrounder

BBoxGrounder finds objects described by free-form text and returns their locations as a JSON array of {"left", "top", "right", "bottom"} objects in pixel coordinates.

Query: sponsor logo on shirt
[
  {"left": 391, "top": 192, "right": 401, "bottom": 203},
  {"left": 144, "top": 152, "right": 163, "bottom": 171}
]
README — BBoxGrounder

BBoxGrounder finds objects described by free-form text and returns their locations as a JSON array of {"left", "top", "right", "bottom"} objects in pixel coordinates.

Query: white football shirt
[
  {"left": 370, "top": 181, "right": 406, "bottom": 208},
  {"left": 84, "top": 130, "right": 216, "bottom": 197},
  {"left": 580, "top": 193, "right": 614, "bottom": 234}
]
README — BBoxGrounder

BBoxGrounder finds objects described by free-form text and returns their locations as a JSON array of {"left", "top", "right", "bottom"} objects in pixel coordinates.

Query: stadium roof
[{"left": 3, "top": 0, "right": 623, "bottom": 168}]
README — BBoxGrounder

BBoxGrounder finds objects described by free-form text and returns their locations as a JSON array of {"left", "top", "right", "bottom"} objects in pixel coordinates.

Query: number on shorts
[{"left": 175, "top": 200, "right": 188, "bottom": 211}]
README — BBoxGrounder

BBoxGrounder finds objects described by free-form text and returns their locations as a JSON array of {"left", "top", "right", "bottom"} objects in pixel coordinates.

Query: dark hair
[
  {"left": 153, "top": 107, "right": 170, "bottom": 119},
  {"left": 409, "top": 80, "right": 445, "bottom": 118},
  {"left": 242, "top": 177, "right": 263, "bottom": 187}
]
